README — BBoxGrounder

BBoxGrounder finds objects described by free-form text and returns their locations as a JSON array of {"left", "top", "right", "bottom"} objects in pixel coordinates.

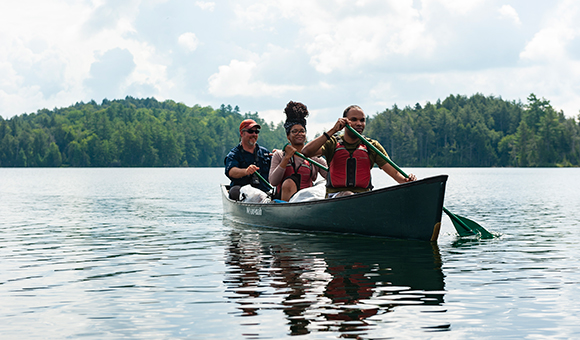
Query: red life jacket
[
  {"left": 276, "top": 156, "right": 313, "bottom": 192},
  {"left": 327, "top": 137, "right": 372, "bottom": 189}
]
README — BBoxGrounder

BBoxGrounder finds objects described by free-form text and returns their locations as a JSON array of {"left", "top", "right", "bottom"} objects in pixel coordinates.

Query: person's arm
[
  {"left": 379, "top": 162, "right": 416, "bottom": 183},
  {"left": 225, "top": 149, "right": 250, "bottom": 179},
  {"left": 302, "top": 118, "right": 348, "bottom": 157},
  {"left": 228, "top": 165, "right": 259, "bottom": 179},
  {"left": 370, "top": 141, "right": 416, "bottom": 184},
  {"left": 311, "top": 156, "right": 328, "bottom": 179},
  {"left": 278, "top": 144, "right": 295, "bottom": 170},
  {"left": 269, "top": 150, "right": 288, "bottom": 186}
]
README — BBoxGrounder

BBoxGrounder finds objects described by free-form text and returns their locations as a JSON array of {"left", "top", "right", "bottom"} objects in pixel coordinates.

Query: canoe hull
[{"left": 222, "top": 175, "right": 448, "bottom": 241}]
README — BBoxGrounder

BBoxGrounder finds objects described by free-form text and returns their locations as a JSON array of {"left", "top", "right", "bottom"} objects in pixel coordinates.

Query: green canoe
[{"left": 222, "top": 175, "right": 447, "bottom": 242}]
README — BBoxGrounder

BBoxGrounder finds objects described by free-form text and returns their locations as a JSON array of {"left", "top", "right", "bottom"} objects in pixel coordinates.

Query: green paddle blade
[
  {"left": 443, "top": 207, "right": 494, "bottom": 239},
  {"left": 454, "top": 213, "right": 495, "bottom": 239}
]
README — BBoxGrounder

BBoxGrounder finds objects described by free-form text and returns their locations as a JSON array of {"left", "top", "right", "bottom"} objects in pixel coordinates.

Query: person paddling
[
  {"left": 269, "top": 101, "right": 327, "bottom": 201},
  {"left": 224, "top": 119, "right": 272, "bottom": 200},
  {"left": 301, "top": 105, "right": 417, "bottom": 197}
]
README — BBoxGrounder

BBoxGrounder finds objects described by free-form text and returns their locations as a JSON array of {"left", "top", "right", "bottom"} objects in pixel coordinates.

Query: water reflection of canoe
[
  {"left": 224, "top": 225, "right": 446, "bottom": 336},
  {"left": 221, "top": 175, "right": 447, "bottom": 241}
]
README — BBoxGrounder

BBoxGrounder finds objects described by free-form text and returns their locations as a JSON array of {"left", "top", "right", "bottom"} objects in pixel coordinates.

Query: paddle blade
[
  {"left": 445, "top": 209, "right": 476, "bottom": 236},
  {"left": 453, "top": 213, "right": 495, "bottom": 239},
  {"left": 443, "top": 207, "right": 494, "bottom": 239}
]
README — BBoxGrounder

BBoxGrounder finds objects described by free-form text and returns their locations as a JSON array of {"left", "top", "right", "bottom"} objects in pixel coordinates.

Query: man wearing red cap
[{"left": 224, "top": 119, "right": 272, "bottom": 200}]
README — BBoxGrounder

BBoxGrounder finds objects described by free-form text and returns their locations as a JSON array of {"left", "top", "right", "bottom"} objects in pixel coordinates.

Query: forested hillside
[
  {"left": 0, "top": 97, "right": 287, "bottom": 167},
  {"left": 366, "top": 93, "right": 580, "bottom": 167},
  {"left": 1, "top": 94, "right": 579, "bottom": 167}
]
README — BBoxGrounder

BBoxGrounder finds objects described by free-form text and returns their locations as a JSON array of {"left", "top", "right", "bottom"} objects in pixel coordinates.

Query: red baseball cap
[{"left": 239, "top": 119, "right": 261, "bottom": 133}]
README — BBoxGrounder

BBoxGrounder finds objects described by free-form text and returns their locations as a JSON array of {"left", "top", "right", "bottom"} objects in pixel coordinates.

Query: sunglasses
[{"left": 244, "top": 129, "right": 260, "bottom": 134}]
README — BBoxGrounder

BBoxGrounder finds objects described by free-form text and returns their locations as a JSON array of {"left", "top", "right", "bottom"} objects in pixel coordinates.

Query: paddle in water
[{"left": 345, "top": 124, "right": 494, "bottom": 239}]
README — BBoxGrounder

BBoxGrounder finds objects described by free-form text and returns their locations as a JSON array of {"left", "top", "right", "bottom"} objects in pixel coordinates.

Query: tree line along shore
[{"left": 1, "top": 94, "right": 579, "bottom": 167}]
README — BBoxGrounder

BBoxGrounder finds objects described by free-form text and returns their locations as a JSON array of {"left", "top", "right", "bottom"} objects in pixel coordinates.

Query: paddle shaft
[
  {"left": 295, "top": 151, "right": 329, "bottom": 172},
  {"left": 281, "top": 143, "right": 329, "bottom": 172},
  {"left": 254, "top": 171, "right": 274, "bottom": 190},
  {"left": 345, "top": 125, "right": 407, "bottom": 178}
]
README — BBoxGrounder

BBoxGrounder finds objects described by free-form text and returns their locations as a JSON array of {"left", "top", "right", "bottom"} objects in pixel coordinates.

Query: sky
[{"left": 2, "top": 0, "right": 580, "bottom": 138}]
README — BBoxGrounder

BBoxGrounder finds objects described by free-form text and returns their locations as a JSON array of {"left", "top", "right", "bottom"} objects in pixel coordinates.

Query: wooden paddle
[{"left": 345, "top": 124, "right": 494, "bottom": 238}]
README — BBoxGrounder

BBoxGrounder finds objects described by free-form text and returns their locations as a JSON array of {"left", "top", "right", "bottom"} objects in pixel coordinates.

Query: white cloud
[
  {"left": 429, "top": 0, "right": 486, "bottom": 15},
  {"left": 0, "top": 0, "right": 173, "bottom": 115},
  {"left": 208, "top": 59, "right": 303, "bottom": 97},
  {"left": 195, "top": 1, "right": 215, "bottom": 12},
  {"left": 498, "top": 5, "right": 522, "bottom": 26},
  {"left": 239, "top": 0, "right": 437, "bottom": 74},
  {"left": 520, "top": 28, "right": 570, "bottom": 62},
  {"left": 178, "top": 32, "right": 200, "bottom": 52},
  {"left": 519, "top": 1, "right": 580, "bottom": 63},
  {"left": 0, "top": 1, "right": 91, "bottom": 115},
  {"left": 1, "top": 0, "right": 580, "bottom": 124},
  {"left": 233, "top": 2, "right": 280, "bottom": 31}
]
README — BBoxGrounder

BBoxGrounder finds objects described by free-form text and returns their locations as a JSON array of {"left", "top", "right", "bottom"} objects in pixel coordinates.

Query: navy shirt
[{"left": 224, "top": 143, "right": 272, "bottom": 192}]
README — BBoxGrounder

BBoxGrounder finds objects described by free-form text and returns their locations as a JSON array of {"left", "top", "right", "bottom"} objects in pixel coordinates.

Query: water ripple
[{"left": 2, "top": 168, "right": 580, "bottom": 339}]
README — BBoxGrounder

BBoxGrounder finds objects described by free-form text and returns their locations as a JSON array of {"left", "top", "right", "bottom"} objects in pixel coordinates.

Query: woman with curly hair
[{"left": 269, "top": 101, "right": 327, "bottom": 201}]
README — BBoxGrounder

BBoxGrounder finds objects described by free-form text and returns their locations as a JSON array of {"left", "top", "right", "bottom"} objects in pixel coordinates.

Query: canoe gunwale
[{"left": 221, "top": 174, "right": 448, "bottom": 207}]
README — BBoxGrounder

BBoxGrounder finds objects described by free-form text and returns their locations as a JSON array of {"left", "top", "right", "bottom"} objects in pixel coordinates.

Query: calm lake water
[{"left": 1, "top": 167, "right": 579, "bottom": 339}]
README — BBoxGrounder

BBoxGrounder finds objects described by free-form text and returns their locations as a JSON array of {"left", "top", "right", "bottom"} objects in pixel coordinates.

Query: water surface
[{"left": 1, "top": 168, "right": 579, "bottom": 339}]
